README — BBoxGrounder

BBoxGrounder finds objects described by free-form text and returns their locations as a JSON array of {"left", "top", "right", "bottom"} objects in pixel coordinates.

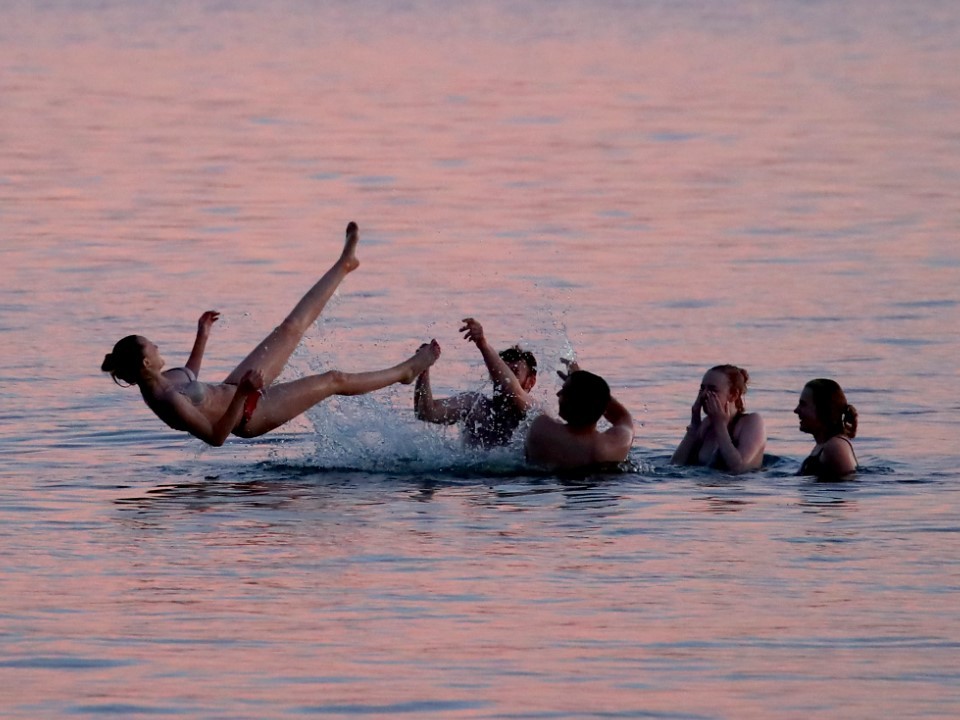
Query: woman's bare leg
[
  {"left": 235, "top": 341, "right": 441, "bottom": 437},
  {"left": 224, "top": 222, "right": 361, "bottom": 386}
]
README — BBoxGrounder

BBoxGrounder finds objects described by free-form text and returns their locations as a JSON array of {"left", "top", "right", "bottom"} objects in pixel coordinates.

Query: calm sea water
[{"left": 2, "top": 1, "right": 960, "bottom": 717}]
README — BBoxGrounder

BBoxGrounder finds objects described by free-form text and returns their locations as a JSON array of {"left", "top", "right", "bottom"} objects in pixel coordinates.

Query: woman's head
[
  {"left": 795, "top": 378, "right": 858, "bottom": 440},
  {"left": 101, "top": 335, "right": 150, "bottom": 386},
  {"left": 701, "top": 365, "right": 750, "bottom": 414}
]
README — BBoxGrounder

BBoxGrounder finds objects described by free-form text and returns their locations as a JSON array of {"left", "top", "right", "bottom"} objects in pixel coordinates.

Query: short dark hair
[
  {"left": 499, "top": 346, "right": 537, "bottom": 375},
  {"left": 560, "top": 370, "right": 610, "bottom": 427}
]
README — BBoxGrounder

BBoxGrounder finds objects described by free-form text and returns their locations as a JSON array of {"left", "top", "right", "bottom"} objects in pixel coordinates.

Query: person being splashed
[
  {"left": 102, "top": 222, "right": 440, "bottom": 446},
  {"left": 413, "top": 317, "right": 537, "bottom": 448}
]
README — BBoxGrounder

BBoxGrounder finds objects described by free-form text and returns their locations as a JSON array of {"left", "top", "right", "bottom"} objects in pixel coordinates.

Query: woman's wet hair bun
[
  {"left": 842, "top": 403, "right": 859, "bottom": 439},
  {"left": 102, "top": 335, "right": 144, "bottom": 386}
]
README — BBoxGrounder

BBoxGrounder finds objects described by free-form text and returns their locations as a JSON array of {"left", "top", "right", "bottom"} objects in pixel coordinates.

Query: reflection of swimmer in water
[
  {"left": 671, "top": 365, "right": 766, "bottom": 473},
  {"left": 101, "top": 222, "right": 440, "bottom": 446},
  {"left": 413, "top": 318, "right": 537, "bottom": 448},
  {"left": 795, "top": 378, "right": 859, "bottom": 480},
  {"left": 525, "top": 359, "right": 634, "bottom": 470}
]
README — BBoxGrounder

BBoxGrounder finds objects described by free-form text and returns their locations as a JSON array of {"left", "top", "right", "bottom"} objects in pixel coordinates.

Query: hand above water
[
  {"left": 702, "top": 390, "right": 734, "bottom": 428},
  {"left": 557, "top": 357, "right": 581, "bottom": 381},
  {"left": 197, "top": 310, "right": 220, "bottom": 336},
  {"left": 239, "top": 369, "right": 264, "bottom": 394},
  {"left": 460, "top": 317, "right": 487, "bottom": 347}
]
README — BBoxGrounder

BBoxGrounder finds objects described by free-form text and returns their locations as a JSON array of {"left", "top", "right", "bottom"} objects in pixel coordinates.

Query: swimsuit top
[
  {"left": 169, "top": 366, "right": 206, "bottom": 405},
  {"left": 799, "top": 435, "right": 858, "bottom": 477}
]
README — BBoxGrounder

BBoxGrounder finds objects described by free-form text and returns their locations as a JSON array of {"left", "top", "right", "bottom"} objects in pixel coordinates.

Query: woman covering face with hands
[{"left": 671, "top": 365, "right": 766, "bottom": 473}]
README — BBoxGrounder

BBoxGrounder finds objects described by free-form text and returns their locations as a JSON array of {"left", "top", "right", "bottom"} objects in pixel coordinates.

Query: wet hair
[
  {"left": 804, "top": 378, "right": 858, "bottom": 439},
  {"left": 560, "top": 370, "right": 611, "bottom": 428},
  {"left": 499, "top": 346, "right": 537, "bottom": 375},
  {"left": 709, "top": 364, "right": 750, "bottom": 413},
  {"left": 101, "top": 335, "right": 145, "bottom": 386}
]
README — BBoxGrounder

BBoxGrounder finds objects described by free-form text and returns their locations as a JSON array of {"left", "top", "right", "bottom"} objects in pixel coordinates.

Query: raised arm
[
  {"left": 598, "top": 396, "right": 635, "bottom": 462},
  {"left": 413, "top": 365, "right": 478, "bottom": 425},
  {"left": 184, "top": 311, "right": 219, "bottom": 377},
  {"left": 460, "top": 317, "right": 535, "bottom": 412},
  {"left": 671, "top": 390, "right": 705, "bottom": 465}
]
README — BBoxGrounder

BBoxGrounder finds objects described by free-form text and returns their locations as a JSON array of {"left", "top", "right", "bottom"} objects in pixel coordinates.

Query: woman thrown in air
[
  {"left": 102, "top": 222, "right": 441, "bottom": 446},
  {"left": 794, "top": 378, "right": 859, "bottom": 480},
  {"left": 671, "top": 365, "right": 766, "bottom": 473}
]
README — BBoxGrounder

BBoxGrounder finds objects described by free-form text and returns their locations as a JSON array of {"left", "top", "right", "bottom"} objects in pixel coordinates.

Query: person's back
[{"left": 525, "top": 365, "right": 633, "bottom": 470}]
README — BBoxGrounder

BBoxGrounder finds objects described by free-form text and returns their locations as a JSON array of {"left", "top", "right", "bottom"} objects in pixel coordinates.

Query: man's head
[
  {"left": 499, "top": 346, "right": 538, "bottom": 391},
  {"left": 557, "top": 370, "right": 610, "bottom": 428}
]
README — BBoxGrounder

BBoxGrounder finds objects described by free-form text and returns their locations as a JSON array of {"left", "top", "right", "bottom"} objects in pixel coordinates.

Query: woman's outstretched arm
[{"left": 185, "top": 311, "right": 219, "bottom": 377}]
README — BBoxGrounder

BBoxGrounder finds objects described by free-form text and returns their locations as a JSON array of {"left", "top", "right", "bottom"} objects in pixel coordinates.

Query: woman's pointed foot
[
  {"left": 401, "top": 340, "right": 441, "bottom": 383},
  {"left": 340, "top": 221, "right": 360, "bottom": 273}
]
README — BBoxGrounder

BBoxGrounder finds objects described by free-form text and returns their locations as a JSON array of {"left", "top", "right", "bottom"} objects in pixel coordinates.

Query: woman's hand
[
  {"left": 703, "top": 390, "right": 734, "bottom": 428},
  {"left": 186, "top": 311, "right": 220, "bottom": 377},
  {"left": 197, "top": 310, "right": 220, "bottom": 336},
  {"left": 239, "top": 369, "right": 264, "bottom": 394}
]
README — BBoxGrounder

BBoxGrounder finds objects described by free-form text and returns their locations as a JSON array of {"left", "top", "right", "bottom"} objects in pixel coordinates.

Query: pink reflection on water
[{"left": 2, "top": 3, "right": 960, "bottom": 717}]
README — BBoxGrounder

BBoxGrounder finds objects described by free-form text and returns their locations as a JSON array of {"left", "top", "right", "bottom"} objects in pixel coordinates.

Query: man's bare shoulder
[
  {"left": 527, "top": 412, "right": 565, "bottom": 436},
  {"left": 525, "top": 413, "right": 563, "bottom": 460}
]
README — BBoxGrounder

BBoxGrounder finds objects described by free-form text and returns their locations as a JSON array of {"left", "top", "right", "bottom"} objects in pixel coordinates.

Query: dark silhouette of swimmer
[
  {"left": 795, "top": 378, "right": 859, "bottom": 479},
  {"left": 525, "top": 359, "right": 634, "bottom": 470},
  {"left": 414, "top": 318, "right": 537, "bottom": 448}
]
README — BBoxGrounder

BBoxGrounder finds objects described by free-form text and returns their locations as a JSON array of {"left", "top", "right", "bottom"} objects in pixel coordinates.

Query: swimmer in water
[
  {"left": 524, "top": 359, "right": 634, "bottom": 470},
  {"left": 414, "top": 317, "right": 537, "bottom": 448},
  {"left": 102, "top": 222, "right": 441, "bottom": 446},
  {"left": 671, "top": 365, "right": 766, "bottom": 473},
  {"left": 795, "top": 378, "right": 859, "bottom": 480}
]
